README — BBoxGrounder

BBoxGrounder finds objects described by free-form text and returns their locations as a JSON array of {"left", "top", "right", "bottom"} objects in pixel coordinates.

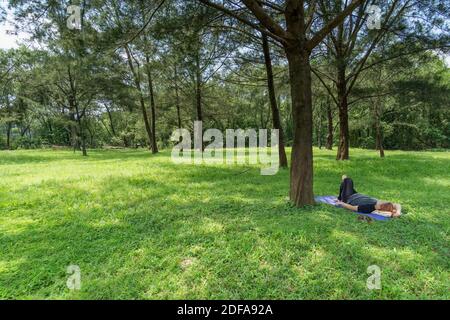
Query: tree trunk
[
  {"left": 67, "top": 65, "right": 87, "bottom": 156},
  {"left": 374, "top": 101, "right": 385, "bottom": 158},
  {"left": 174, "top": 65, "right": 182, "bottom": 130},
  {"left": 262, "top": 33, "right": 288, "bottom": 168},
  {"left": 195, "top": 50, "right": 203, "bottom": 122},
  {"left": 70, "top": 112, "right": 78, "bottom": 152},
  {"left": 20, "top": 125, "right": 30, "bottom": 137},
  {"left": 326, "top": 103, "right": 333, "bottom": 150},
  {"left": 47, "top": 120, "right": 54, "bottom": 145},
  {"left": 6, "top": 122, "right": 12, "bottom": 149},
  {"left": 146, "top": 55, "right": 158, "bottom": 154},
  {"left": 124, "top": 45, "right": 153, "bottom": 151},
  {"left": 317, "top": 108, "right": 322, "bottom": 149},
  {"left": 376, "top": 125, "right": 385, "bottom": 158},
  {"left": 5, "top": 95, "right": 12, "bottom": 149},
  {"left": 336, "top": 62, "right": 350, "bottom": 160},
  {"left": 194, "top": 48, "right": 204, "bottom": 152},
  {"left": 286, "top": 47, "right": 314, "bottom": 206},
  {"left": 87, "top": 124, "right": 95, "bottom": 147},
  {"left": 104, "top": 104, "right": 116, "bottom": 136},
  {"left": 75, "top": 107, "right": 87, "bottom": 157}
]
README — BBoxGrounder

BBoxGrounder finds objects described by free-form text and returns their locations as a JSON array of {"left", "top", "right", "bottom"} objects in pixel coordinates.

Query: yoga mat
[{"left": 315, "top": 195, "right": 391, "bottom": 221}]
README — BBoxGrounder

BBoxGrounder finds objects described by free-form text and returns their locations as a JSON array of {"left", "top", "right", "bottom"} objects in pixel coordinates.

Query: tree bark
[
  {"left": 286, "top": 47, "right": 314, "bottom": 206},
  {"left": 145, "top": 55, "right": 158, "bottom": 154},
  {"left": 262, "top": 33, "right": 288, "bottom": 168},
  {"left": 283, "top": 1, "right": 315, "bottom": 206}
]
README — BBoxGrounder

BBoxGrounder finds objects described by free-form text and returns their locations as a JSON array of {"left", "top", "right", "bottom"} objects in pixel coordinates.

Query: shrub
[{"left": 12, "top": 137, "right": 43, "bottom": 149}]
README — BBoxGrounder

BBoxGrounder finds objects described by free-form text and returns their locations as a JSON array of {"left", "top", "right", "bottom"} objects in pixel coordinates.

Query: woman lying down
[{"left": 335, "top": 175, "right": 402, "bottom": 218}]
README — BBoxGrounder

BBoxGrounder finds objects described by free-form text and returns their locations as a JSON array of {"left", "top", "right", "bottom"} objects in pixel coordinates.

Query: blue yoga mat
[{"left": 315, "top": 195, "right": 391, "bottom": 221}]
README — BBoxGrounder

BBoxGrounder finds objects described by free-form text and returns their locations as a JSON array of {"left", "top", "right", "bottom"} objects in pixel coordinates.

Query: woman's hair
[{"left": 379, "top": 202, "right": 395, "bottom": 212}]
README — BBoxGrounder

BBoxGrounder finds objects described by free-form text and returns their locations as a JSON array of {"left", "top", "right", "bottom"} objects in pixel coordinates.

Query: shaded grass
[{"left": 0, "top": 148, "right": 448, "bottom": 299}]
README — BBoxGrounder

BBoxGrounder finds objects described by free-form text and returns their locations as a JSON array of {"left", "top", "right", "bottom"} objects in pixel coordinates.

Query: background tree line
[{"left": 0, "top": 0, "right": 448, "bottom": 205}]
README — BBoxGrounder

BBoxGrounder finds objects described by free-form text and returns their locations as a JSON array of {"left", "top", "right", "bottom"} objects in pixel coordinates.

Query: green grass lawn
[{"left": 0, "top": 148, "right": 448, "bottom": 299}]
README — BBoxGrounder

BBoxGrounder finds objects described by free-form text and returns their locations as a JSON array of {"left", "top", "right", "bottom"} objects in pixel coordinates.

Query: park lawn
[{"left": 0, "top": 148, "right": 448, "bottom": 300}]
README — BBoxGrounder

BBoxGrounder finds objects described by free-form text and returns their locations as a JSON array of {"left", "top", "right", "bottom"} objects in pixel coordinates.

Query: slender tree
[{"left": 261, "top": 33, "right": 288, "bottom": 168}]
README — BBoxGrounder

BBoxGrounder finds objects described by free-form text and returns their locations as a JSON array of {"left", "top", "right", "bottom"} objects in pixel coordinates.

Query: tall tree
[
  {"left": 198, "top": 0, "right": 364, "bottom": 206},
  {"left": 261, "top": 33, "right": 288, "bottom": 168}
]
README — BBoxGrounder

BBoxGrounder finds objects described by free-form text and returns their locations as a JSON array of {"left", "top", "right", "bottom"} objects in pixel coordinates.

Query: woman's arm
[
  {"left": 336, "top": 201, "right": 358, "bottom": 212},
  {"left": 373, "top": 204, "right": 402, "bottom": 218},
  {"left": 372, "top": 210, "right": 394, "bottom": 217}
]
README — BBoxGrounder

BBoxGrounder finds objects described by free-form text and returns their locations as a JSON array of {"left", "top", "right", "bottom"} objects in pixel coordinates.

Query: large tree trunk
[
  {"left": 286, "top": 47, "right": 314, "bottom": 206},
  {"left": 336, "top": 61, "right": 350, "bottom": 160},
  {"left": 145, "top": 56, "right": 158, "bottom": 154},
  {"left": 262, "top": 33, "right": 288, "bottom": 168},
  {"left": 326, "top": 103, "right": 333, "bottom": 150}
]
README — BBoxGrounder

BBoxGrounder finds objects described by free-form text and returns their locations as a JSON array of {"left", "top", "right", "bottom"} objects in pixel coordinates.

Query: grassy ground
[{"left": 0, "top": 148, "right": 448, "bottom": 299}]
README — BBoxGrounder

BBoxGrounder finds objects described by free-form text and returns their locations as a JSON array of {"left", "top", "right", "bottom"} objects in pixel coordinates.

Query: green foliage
[
  {"left": 0, "top": 136, "right": 6, "bottom": 149},
  {"left": 1, "top": 1, "right": 448, "bottom": 153},
  {"left": 11, "top": 136, "right": 44, "bottom": 150}
]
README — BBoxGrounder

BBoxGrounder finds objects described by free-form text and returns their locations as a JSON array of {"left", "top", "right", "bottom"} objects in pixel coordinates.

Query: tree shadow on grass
[{"left": 1, "top": 160, "right": 448, "bottom": 299}]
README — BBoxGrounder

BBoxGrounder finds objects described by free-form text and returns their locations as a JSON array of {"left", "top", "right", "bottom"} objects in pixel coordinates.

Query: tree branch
[
  {"left": 307, "top": 0, "right": 364, "bottom": 51},
  {"left": 311, "top": 67, "right": 339, "bottom": 106},
  {"left": 198, "top": 0, "right": 288, "bottom": 45},
  {"left": 241, "top": 0, "right": 290, "bottom": 39}
]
